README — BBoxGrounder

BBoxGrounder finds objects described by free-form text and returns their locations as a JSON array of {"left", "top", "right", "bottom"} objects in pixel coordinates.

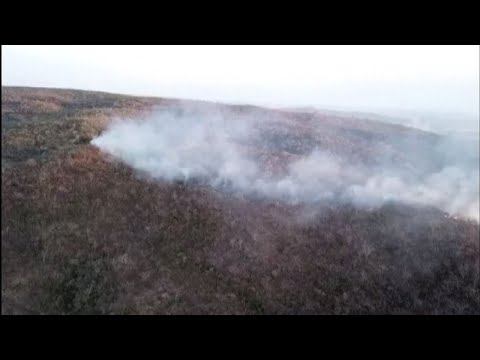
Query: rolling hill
[{"left": 2, "top": 86, "right": 479, "bottom": 314}]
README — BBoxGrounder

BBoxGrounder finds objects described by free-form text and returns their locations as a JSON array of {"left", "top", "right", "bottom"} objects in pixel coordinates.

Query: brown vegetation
[{"left": 2, "top": 86, "right": 479, "bottom": 314}]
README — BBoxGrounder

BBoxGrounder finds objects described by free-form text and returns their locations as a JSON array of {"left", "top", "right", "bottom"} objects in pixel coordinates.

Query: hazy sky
[{"left": 2, "top": 45, "right": 479, "bottom": 117}]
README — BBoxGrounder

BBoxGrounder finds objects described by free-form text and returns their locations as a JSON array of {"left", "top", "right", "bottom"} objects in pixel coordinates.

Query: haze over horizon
[{"left": 2, "top": 45, "right": 479, "bottom": 133}]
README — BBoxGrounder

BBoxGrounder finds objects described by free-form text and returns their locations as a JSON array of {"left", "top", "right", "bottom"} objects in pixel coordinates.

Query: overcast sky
[{"left": 2, "top": 45, "right": 479, "bottom": 119}]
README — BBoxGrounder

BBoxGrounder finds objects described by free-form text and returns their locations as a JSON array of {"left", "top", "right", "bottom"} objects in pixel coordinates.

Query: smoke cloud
[{"left": 91, "top": 108, "right": 479, "bottom": 221}]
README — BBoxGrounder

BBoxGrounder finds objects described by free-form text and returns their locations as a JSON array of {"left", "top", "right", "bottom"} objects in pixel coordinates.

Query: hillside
[{"left": 2, "top": 86, "right": 479, "bottom": 314}]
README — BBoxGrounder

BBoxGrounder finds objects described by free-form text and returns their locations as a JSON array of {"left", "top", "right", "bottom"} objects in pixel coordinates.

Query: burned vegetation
[{"left": 2, "top": 86, "right": 479, "bottom": 314}]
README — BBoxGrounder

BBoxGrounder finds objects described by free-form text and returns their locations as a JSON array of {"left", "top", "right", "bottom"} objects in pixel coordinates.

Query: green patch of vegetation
[
  {"left": 38, "top": 255, "right": 118, "bottom": 315},
  {"left": 245, "top": 294, "right": 265, "bottom": 314}
]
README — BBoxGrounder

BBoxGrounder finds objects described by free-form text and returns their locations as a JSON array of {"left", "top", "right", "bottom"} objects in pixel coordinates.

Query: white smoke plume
[{"left": 91, "top": 108, "right": 479, "bottom": 221}]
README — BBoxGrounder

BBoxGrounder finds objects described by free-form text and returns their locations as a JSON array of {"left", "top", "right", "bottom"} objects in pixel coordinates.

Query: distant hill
[{"left": 2, "top": 86, "right": 478, "bottom": 315}]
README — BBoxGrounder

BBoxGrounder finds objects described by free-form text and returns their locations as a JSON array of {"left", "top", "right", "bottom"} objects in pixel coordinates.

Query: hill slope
[{"left": 2, "top": 86, "right": 479, "bottom": 314}]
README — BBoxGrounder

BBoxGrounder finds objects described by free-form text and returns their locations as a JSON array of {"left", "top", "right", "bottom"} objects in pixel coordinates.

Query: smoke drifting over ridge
[{"left": 91, "top": 106, "right": 479, "bottom": 221}]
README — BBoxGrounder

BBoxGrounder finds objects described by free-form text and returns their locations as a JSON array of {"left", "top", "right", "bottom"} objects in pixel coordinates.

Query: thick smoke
[
  {"left": 91, "top": 108, "right": 260, "bottom": 188},
  {"left": 91, "top": 108, "right": 479, "bottom": 221}
]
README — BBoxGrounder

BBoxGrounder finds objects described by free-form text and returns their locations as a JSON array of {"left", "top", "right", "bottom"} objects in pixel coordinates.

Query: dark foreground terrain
[{"left": 2, "top": 86, "right": 479, "bottom": 314}]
